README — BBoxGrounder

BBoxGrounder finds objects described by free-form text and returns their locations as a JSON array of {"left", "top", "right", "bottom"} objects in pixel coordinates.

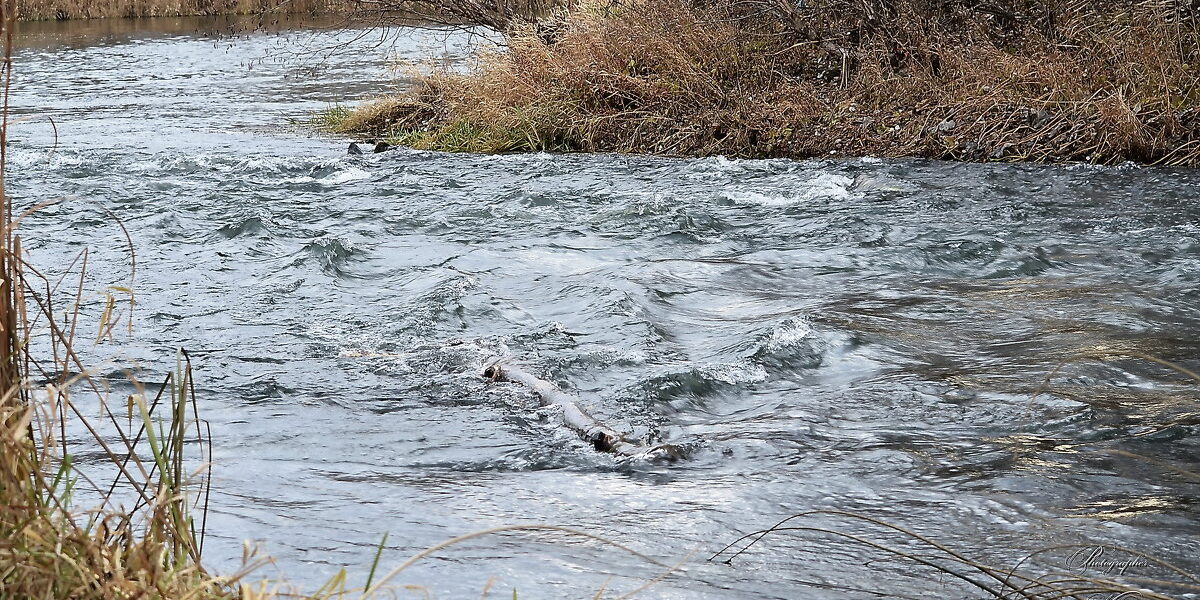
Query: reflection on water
[
  {"left": 14, "top": 13, "right": 350, "bottom": 50},
  {"left": 8, "top": 15, "right": 1200, "bottom": 600}
]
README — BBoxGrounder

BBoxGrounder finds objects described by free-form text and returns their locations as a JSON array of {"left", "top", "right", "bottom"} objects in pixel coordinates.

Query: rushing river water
[{"left": 8, "top": 16, "right": 1200, "bottom": 599}]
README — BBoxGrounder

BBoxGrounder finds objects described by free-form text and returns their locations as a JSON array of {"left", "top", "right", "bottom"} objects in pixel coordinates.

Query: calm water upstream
[{"left": 8, "top": 16, "right": 1200, "bottom": 599}]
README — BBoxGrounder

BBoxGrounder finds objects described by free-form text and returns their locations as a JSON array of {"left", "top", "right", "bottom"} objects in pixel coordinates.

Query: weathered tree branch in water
[{"left": 483, "top": 361, "right": 680, "bottom": 460}]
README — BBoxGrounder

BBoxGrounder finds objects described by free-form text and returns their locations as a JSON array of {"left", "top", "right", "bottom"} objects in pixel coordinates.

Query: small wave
[
  {"left": 698, "top": 361, "right": 768, "bottom": 384},
  {"left": 216, "top": 215, "right": 271, "bottom": 239},
  {"left": 284, "top": 165, "right": 372, "bottom": 185},
  {"left": 751, "top": 317, "right": 827, "bottom": 370},
  {"left": 574, "top": 346, "right": 650, "bottom": 367},
  {"left": 302, "top": 237, "right": 364, "bottom": 276},
  {"left": 981, "top": 246, "right": 1055, "bottom": 278},
  {"left": 635, "top": 362, "right": 766, "bottom": 409},
  {"left": 131, "top": 152, "right": 314, "bottom": 176},
  {"left": 763, "top": 318, "right": 815, "bottom": 353},
  {"left": 331, "top": 334, "right": 508, "bottom": 381},
  {"left": 850, "top": 172, "right": 913, "bottom": 193},
  {"left": 384, "top": 272, "right": 481, "bottom": 333},
  {"left": 681, "top": 155, "right": 796, "bottom": 180},
  {"left": 1065, "top": 161, "right": 1142, "bottom": 172},
  {"left": 231, "top": 376, "right": 296, "bottom": 404},
  {"left": 720, "top": 190, "right": 793, "bottom": 206},
  {"left": 476, "top": 151, "right": 558, "bottom": 167},
  {"left": 921, "top": 238, "right": 1006, "bottom": 269},
  {"left": 669, "top": 208, "right": 728, "bottom": 242},
  {"left": 721, "top": 172, "right": 855, "bottom": 206},
  {"left": 128, "top": 151, "right": 373, "bottom": 186},
  {"left": 7, "top": 146, "right": 88, "bottom": 171},
  {"left": 614, "top": 191, "right": 676, "bottom": 217}
]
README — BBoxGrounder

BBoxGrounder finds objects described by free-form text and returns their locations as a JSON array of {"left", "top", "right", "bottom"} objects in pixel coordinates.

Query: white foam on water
[
  {"left": 477, "top": 151, "right": 557, "bottom": 167},
  {"left": 319, "top": 166, "right": 372, "bottom": 184},
  {"left": 682, "top": 155, "right": 797, "bottom": 181},
  {"left": 720, "top": 190, "right": 791, "bottom": 206},
  {"left": 795, "top": 172, "right": 856, "bottom": 201},
  {"left": 282, "top": 165, "right": 372, "bottom": 185},
  {"left": 698, "top": 361, "right": 768, "bottom": 384},
  {"left": 232, "top": 156, "right": 300, "bottom": 174},
  {"left": 128, "top": 152, "right": 326, "bottom": 178},
  {"left": 8, "top": 147, "right": 87, "bottom": 170},
  {"left": 577, "top": 346, "right": 649, "bottom": 366},
  {"left": 764, "top": 318, "right": 814, "bottom": 353},
  {"left": 683, "top": 155, "right": 744, "bottom": 180},
  {"left": 722, "top": 172, "right": 855, "bottom": 206}
]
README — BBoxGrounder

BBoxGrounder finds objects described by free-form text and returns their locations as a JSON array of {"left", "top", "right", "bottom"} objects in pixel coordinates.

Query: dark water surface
[{"left": 9, "top": 17, "right": 1200, "bottom": 599}]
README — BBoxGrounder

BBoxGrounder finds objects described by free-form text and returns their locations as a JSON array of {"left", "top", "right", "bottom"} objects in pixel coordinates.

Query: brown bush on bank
[{"left": 337, "top": 0, "right": 1200, "bottom": 164}]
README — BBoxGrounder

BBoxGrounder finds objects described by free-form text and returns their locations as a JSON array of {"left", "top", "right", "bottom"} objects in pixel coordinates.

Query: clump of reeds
[
  {"left": 333, "top": 0, "right": 1200, "bottom": 165},
  {"left": 0, "top": 365, "right": 235, "bottom": 598}
]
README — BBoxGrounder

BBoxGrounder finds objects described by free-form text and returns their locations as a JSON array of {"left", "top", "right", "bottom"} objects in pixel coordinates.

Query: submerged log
[{"left": 483, "top": 361, "right": 680, "bottom": 460}]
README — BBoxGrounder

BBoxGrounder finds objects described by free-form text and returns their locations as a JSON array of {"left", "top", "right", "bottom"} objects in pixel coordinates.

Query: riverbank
[
  {"left": 326, "top": 0, "right": 1200, "bottom": 165},
  {"left": 16, "top": 0, "right": 336, "bottom": 20}
]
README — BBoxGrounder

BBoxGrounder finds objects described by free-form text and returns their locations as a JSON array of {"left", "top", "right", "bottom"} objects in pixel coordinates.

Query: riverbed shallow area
[{"left": 9, "top": 17, "right": 1200, "bottom": 599}]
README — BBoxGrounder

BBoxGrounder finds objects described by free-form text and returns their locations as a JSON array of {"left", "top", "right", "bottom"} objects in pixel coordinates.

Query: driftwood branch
[{"left": 483, "top": 361, "right": 680, "bottom": 460}]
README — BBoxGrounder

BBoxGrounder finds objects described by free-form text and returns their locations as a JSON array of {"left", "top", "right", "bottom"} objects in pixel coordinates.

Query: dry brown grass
[
  {"left": 16, "top": 0, "right": 337, "bottom": 20},
  {"left": 332, "top": 0, "right": 1200, "bottom": 164}
]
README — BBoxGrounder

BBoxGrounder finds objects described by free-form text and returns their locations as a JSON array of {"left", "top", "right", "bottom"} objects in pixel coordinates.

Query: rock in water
[
  {"left": 347, "top": 142, "right": 364, "bottom": 155},
  {"left": 373, "top": 141, "right": 391, "bottom": 153}
]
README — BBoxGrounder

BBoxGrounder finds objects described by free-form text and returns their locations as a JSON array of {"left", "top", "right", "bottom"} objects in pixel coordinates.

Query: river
[{"left": 8, "top": 15, "right": 1200, "bottom": 599}]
